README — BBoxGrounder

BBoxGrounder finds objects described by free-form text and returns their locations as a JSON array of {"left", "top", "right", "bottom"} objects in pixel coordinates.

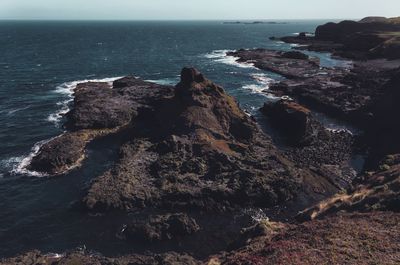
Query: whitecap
[
  {"left": 204, "top": 50, "right": 256, "bottom": 69},
  {"left": 242, "top": 73, "right": 278, "bottom": 97},
  {"left": 9, "top": 138, "right": 56, "bottom": 177},
  {"left": 48, "top": 76, "right": 123, "bottom": 126}
]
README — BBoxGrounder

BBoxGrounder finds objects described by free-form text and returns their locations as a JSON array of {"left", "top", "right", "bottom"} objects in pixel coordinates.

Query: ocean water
[{"left": 0, "top": 20, "right": 350, "bottom": 257}]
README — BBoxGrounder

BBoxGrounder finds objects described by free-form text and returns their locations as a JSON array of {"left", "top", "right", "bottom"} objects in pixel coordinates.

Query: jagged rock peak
[{"left": 179, "top": 67, "right": 206, "bottom": 85}]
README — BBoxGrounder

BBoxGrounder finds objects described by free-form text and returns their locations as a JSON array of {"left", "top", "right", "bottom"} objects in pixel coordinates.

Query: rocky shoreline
[{"left": 3, "top": 17, "right": 400, "bottom": 265}]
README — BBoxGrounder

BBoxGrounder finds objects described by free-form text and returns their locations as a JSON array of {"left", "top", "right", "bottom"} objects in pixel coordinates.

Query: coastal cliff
[{"left": 2, "top": 17, "right": 400, "bottom": 265}]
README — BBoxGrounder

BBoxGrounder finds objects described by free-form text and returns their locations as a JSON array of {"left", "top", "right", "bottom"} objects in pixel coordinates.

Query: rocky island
[{"left": 2, "top": 17, "right": 400, "bottom": 265}]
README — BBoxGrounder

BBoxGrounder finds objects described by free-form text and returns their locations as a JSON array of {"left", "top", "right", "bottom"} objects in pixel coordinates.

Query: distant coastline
[{"left": 223, "top": 21, "right": 288, "bottom": 25}]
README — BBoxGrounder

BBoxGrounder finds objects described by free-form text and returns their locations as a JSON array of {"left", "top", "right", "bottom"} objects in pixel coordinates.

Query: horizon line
[{"left": 0, "top": 18, "right": 357, "bottom": 22}]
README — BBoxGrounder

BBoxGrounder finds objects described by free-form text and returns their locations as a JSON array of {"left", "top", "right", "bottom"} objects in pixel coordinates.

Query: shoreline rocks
[
  {"left": 82, "top": 67, "right": 304, "bottom": 212},
  {"left": 261, "top": 99, "right": 314, "bottom": 145},
  {"left": 279, "top": 17, "right": 400, "bottom": 60},
  {"left": 227, "top": 49, "right": 320, "bottom": 79},
  {"left": 10, "top": 17, "right": 400, "bottom": 265},
  {"left": 261, "top": 99, "right": 355, "bottom": 189},
  {"left": 28, "top": 77, "right": 174, "bottom": 175}
]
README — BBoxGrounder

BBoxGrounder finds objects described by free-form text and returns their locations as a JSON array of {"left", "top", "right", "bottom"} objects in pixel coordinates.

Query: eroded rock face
[
  {"left": 365, "top": 68, "right": 400, "bottom": 167},
  {"left": 83, "top": 68, "right": 301, "bottom": 211}
]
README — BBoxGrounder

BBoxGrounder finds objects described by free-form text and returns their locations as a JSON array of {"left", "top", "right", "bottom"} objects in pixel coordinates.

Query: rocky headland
[{"left": 3, "top": 17, "right": 400, "bottom": 265}]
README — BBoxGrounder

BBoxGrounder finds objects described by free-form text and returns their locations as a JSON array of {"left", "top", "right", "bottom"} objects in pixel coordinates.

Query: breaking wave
[{"left": 47, "top": 76, "right": 122, "bottom": 126}]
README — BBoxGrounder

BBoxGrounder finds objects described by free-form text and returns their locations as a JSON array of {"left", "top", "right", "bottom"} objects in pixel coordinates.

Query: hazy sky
[{"left": 1, "top": 0, "right": 399, "bottom": 20}]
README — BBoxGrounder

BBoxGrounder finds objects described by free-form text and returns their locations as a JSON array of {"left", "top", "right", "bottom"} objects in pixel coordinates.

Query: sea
[{"left": 0, "top": 20, "right": 354, "bottom": 258}]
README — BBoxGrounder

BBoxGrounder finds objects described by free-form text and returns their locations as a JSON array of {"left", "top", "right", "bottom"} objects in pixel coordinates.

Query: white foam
[
  {"left": 48, "top": 76, "right": 123, "bottom": 126},
  {"left": 8, "top": 76, "right": 123, "bottom": 177},
  {"left": 9, "top": 137, "right": 57, "bottom": 177},
  {"left": 204, "top": 50, "right": 256, "bottom": 69},
  {"left": 242, "top": 73, "right": 277, "bottom": 96}
]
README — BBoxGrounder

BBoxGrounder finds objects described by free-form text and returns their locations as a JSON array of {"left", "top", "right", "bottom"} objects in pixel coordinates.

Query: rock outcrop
[
  {"left": 228, "top": 49, "right": 319, "bottom": 79},
  {"left": 28, "top": 78, "right": 174, "bottom": 175},
  {"left": 279, "top": 17, "right": 400, "bottom": 60},
  {"left": 261, "top": 99, "right": 355, "bottom": 189},
  {"left": 83, "top": 68, "right": 302, "bottom": 212},
  {"left": 261, "top": 99, "right": 314, "bottom": 145}
]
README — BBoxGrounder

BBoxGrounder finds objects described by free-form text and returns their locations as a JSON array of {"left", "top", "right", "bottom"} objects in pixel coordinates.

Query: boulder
[{"left": 261, "top": 99, "right": 314, "bottom": 145}]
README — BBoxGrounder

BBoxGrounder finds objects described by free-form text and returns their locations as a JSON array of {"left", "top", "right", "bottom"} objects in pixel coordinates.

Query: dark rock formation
[
  {"left": 228, "top": 49, "right": 320, "bottom": 79},
  {"left": 28, "top": 132, "right": 88, "bottom": 175},
  {"left": 124, "top": 213, "right": 200, "bottom": 242},
  {"left": 83, "top": 67, "right": 302, "bottom": 212},
  {"left": 261, "top": 99, "right": 314, "bottom": 145},
  {"left": 278, "top": 17, "right": 400, "bottom": 60},
  {"left": 261, "top": 99, "right": 355, "bottom": 189},
  {"left": 364, "top": 68, "right": 400, "bottom": 167},
  {"left": 268, "top": 60, "right": 399, "bottom": 129},
  {"left": 28, "top": 77, "right": 174, "bottom": 175},
  {"left": 281, "top": 51, "right": 309, "bottom": 60}
]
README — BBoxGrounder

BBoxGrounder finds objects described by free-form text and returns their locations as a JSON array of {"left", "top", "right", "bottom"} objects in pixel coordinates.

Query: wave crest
[{"left": 204, "top": 50, "right": 256, "bottom": 69}]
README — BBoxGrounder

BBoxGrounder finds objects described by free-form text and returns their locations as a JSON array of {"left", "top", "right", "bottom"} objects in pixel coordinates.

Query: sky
[{"left": 0, "top": 0, "right": 399, "bottom": 20}]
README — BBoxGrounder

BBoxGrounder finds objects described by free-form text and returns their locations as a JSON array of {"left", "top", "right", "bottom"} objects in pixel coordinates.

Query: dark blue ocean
[{"left": 0, "top": 20, "right": 352, "bottom": 258}]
